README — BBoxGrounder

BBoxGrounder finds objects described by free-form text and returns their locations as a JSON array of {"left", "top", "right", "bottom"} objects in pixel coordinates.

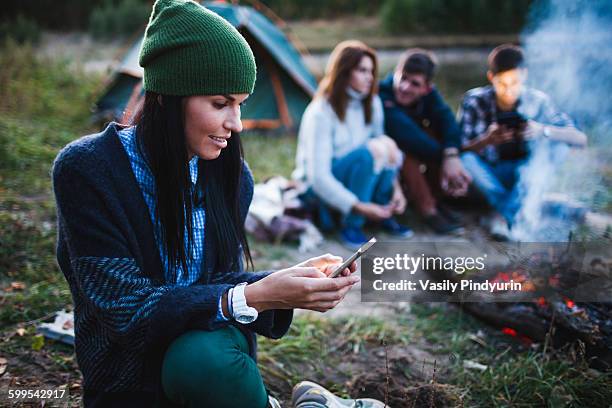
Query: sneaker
[
  {"left": 339, "top": 227, "right": 368, "bottom": 250},
  {"left": 481, "top": 213, "right": 511, "bottom": 241},
  {"left": 424, "top": 213, "right": 463, "bottom": 234},
  {"left": 437, "top": 204, "right": 463, "bottom": 225},
  {"left": 381, "top": 218, "right": 414, "bottom": 238},
  {"left": 268, "top": 395, "right": 282, "bottom": 408},
  {"left": 292, "top": 381, "right": 388, "bottom": 408}
]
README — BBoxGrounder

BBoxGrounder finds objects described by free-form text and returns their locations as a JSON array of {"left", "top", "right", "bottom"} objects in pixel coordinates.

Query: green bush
[
  {"left": 0, "top": 14, "right": 41, "bottom": 44},
  {"left": 260, "top": 0, "right": 384, "bottom": 19},
  {"left": 380, "top": 0, "right": 532, "bottom": 34},
  {"left": 0, "top": 40, "right": 101, "bottom": 195},
  {"left": 2, "top": 0, "right": 106, "bottom": 30},
  {"left": 379, "top": 0, "right": 417, "bottom": 35},
  {"left": 89, "top": 0, "right": 150, "bottom": 39}
]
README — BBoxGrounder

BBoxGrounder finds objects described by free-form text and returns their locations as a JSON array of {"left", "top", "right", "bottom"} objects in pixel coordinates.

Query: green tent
[{"left": 94, "top": 1, "right": 317, "bottom": 131}]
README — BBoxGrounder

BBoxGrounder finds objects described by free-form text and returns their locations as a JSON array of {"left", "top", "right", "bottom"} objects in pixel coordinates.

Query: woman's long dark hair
[{"left": 132, "top": 92, "right": 253, "bottom": 279}]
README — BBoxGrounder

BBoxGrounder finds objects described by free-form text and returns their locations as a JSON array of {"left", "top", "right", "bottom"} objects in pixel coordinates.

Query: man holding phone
[{"left": 458, "top": 44, "right": 587, "bottom": 240}]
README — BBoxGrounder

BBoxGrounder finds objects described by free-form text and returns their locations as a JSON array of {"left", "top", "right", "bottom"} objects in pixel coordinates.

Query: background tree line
[{"left": 1, "top": 0, "right": 532, "bottom": 44}]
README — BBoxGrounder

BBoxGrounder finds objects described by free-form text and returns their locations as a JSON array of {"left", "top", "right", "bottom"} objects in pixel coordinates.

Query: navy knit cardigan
[{"left": 52, "top": 123, "right": 293, "bottom": 407}]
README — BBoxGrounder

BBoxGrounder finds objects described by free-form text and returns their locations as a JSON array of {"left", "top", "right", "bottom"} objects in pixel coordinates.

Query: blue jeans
[
  {"left": 461, "top": 151, "right": 525, "bottom": 224},
  {"left": 461, "top": 141, "right": 570, "bottom": 225},
  {"left": 305, "top": 145, "right": 396, "bottom": 230},
  {"left": 333, "top": 146, "right": 396, "bottom": 229}
]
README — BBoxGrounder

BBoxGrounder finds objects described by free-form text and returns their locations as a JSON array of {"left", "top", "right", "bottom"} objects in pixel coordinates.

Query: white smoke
[
  {"left": 510, "top": 0, "right": 612, "bottom": 241},
  {"left": 521, "top": 0, "right": 612, "bottom": 126}
]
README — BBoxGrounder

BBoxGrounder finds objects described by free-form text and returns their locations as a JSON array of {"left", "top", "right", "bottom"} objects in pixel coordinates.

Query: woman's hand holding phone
[
  {"left": 244, "top": 254, "right": 359, "bottom": 313},
  {"left": 296, "top": 253, "right": 357, "bottom": 277}
]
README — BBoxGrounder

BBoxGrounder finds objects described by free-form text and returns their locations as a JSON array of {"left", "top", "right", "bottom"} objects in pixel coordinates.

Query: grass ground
[
  {"left": 1, "top": 40, "right": 612, "bottom": 407},
  {"left": 287, "top": 17, "right": 517, "bottom": 52}
]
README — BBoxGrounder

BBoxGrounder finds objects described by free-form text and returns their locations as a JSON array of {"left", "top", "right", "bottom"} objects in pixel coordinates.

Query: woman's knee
[
  {"left": 377, "top": 134, "right": 399, "bottom": 152},
  {"left": 366, "top": 139, "right": 384, "bottom": 161},
  {"left": 161, "top": 328, "right": 267, "bottom": 408},
  {"left": 366, "top": 138, "right": 386, "bottom": 163},
  {"left": 366, "top": 139, "right": 389, "bottom": 173},
  {"left": 346, "top": 145, "right": 375, "bottom": 171},
  {"left": 368, "top": 136, "right": 402, "bottom": 168},
  {"left": 383, "top": 137, "right": 403, "bottom": 167}
]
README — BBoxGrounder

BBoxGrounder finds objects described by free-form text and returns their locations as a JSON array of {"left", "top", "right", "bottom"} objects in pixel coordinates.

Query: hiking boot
[
  {"left": 292, "top": 381, "right": 388, "bottom": 408},
  {"left": 424, "top": 213, "right": 463, "bottom": 234},
  {"left": 339, "top": 227, "right": 368, "bottom": 250},
  {"left": 381, "top": 218, "right": 414, "bottom": 238},
  {"left": 437, "top": 204, "right": 463, "bottom": 225}
]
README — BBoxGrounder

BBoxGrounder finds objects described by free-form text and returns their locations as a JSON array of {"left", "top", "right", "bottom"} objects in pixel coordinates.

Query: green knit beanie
[{"left": 139, "top": 0, "right": 256, "bottom": 96}]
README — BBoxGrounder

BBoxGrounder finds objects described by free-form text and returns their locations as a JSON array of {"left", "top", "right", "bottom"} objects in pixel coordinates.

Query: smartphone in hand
[
  {"left": 328, "top": 237, "right": 377, "bottom": 278},
  {"left": 496, "top": 111, "right": 527, "bottom": 130}
]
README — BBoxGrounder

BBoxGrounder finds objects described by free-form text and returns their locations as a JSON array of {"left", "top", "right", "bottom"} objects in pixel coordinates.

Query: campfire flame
[
  {"left": 490, "top": 269, "right": 537, "bottom": 292},
  {"left": 501, "top": 327, "right": 533, "bottom": 346},
  {"left": 501, "top": 327, "right": 517, "bottom": 337},
  {"left": 438, "top": 242, "right": 612, "bottom": 366}
]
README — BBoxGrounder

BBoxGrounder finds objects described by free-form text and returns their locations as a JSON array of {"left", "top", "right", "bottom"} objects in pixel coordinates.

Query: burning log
[
  {"left": 460, "top": 301, "right": 549, "bottom": 343},
  {"left": 425, "top": 246, "right": 612, "bottom": 369}
]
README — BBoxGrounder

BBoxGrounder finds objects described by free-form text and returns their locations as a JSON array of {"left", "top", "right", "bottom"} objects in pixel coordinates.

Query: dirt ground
[
  {"left": 3, "top": 207, "right": 611, "bottom": 407},
  {"left": 259, "top": 216, "right": 511, "bottom": 319},
  {"left": 0, "top": 220, "right": 489, "bottom": 407},
  {"left": 249, "top": 220, "right": 498, "bottom": 405}
]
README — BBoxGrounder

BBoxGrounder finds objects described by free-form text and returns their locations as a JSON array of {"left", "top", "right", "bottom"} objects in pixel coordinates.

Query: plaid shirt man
[{"left": 457, "top": 85, "right": 575, "bottom": 163}]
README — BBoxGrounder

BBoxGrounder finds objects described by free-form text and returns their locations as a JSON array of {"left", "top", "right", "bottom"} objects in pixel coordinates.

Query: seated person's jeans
[
  {"left": 461, "top": 140, "right": 570, "bottom": 224},
  {"left": 161, "top": 326, "right": 268, "bottom": 408},
  {"left": 304, "top": 145, "right": 396, "bottom": 231}
]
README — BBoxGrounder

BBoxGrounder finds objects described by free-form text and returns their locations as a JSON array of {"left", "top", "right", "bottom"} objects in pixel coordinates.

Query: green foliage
[
  {"left": 410, "top": 304, "right": 612, "bottom": 407},
  {"left": 0, "top": 211, "right": 54, "bottom": 279},
  {"left": 31, "top": 334, "right": 45, "bottom": 351},
  {"left": 379, "top": 0, "right": 417, "bottom": 35},
  {"left": 0, "top": 14, "right": 41, "bottom": 44},
  {"left": 0, "top": 40, "right": 99, "bottom": 327},
  {"left": 2, "top": 0, "right": 115, "bottom": 31},
  {"left": 0, "top": 40, "right": 101, "bottom": 195},
  {"left": 381, "top": 0, "right": 532, "bottom": 34},
  {"left": 3, "top": 0, "right": 533, "bottom": 36},
  {"left": 241, "top": 133, "right": 297, "bottom": 183},
  {"left": 89, "top": 0, "right": 150, "bottom": 39},
  {"left": 260, "top": 0, "right": 384, "bottom": 19},
  {"left": 461, "top": 351, "right": 612, "bottom": 406},
  {"left": 0, "top": 209, "right": 72, "bottom": 325}
]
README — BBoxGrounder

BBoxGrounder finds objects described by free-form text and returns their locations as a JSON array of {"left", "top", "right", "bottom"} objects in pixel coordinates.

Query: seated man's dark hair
[
  {"left": 488, "top": 44, "right": 524, "bottom": 75},
  {"left": 396, "top": 48, "right": 437, "bottom": 82}
]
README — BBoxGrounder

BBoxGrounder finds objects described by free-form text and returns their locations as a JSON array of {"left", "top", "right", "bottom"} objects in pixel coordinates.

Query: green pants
[{"left": 161, "top": 326, "right": 268, "bottom": 408}]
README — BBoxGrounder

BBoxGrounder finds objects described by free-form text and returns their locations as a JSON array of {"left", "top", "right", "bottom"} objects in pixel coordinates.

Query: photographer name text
[{"left": 371, "top": 279, "right": 522, "bottom": 293}]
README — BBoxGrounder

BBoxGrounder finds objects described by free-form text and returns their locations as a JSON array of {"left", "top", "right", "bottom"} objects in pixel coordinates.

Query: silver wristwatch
[{"left": 230, "top": 282, "right": 258, "bottom": 324}]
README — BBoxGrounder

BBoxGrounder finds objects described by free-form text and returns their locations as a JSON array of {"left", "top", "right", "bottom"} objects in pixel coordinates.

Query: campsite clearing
[{"left": 2, "top": 22, "right": 612, "bottom": 408}]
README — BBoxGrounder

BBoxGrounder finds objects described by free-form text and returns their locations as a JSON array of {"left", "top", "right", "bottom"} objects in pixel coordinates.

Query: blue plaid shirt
[
  {"left": 117, "top": 126, "right": 228, "bottom": 321},
  {"left": 457, "top": 85, "right": 575, "bottom": 163}
]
